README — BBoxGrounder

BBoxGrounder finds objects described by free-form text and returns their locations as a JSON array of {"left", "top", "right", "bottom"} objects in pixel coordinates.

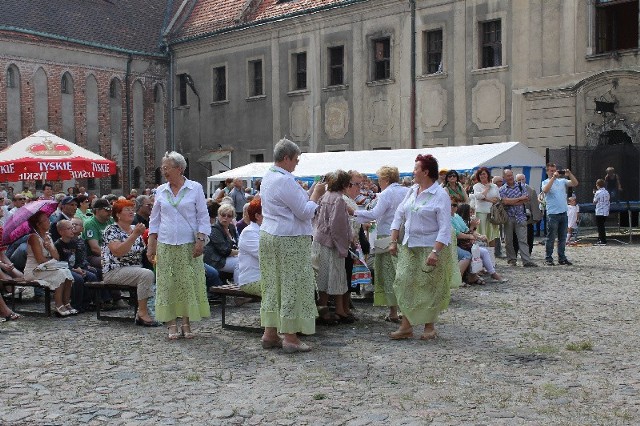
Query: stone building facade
[{"left": 167, "top": 0, "right": 640, "bottom": 200}]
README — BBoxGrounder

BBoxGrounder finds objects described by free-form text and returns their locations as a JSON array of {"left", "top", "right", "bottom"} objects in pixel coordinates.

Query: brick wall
[{"left": 0, "top": 34, "right": 168, "bottom": 194}]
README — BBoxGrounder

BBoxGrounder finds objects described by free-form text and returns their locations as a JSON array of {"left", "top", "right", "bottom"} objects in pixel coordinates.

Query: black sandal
[
  {"left": 316, "top": 313, "right": 339, "bottom": 326},
  {"left": 335, "top": 313, "right": 356, "bottom": 324}
]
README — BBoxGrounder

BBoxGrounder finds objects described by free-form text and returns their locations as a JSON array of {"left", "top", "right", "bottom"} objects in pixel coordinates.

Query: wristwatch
[{"left": 431, "top": 249, "right": 440, "bottom": 255}]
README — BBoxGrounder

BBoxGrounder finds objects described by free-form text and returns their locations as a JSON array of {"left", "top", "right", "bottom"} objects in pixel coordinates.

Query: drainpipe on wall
[
  {"left": 410, "top": 0, "right": 417, "bottom": 149},
  {"left": 168, "top": 45, "right": 175, "bottom": 152},
  {"left": 125, "top": 54, "right": 133, "bottom": 192}
]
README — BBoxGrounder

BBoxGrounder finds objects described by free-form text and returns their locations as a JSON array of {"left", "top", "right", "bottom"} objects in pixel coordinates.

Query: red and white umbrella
[{"left": 0, "top": 130, "right": 117, "bottom": 181}]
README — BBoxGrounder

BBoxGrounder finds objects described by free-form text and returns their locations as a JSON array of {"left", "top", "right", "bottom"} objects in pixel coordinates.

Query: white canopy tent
[{"left": 206, "top": 142, "right": 546, "bottom": 197}]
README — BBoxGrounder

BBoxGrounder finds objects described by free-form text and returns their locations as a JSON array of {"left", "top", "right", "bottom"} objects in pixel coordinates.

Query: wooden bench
[
  {"left": 0, "top": 279, "right": 52, "bottom": 316},
  {"left": 209, "top": 284, "right": 261, "bottom": 333},
  {"left": 84, "top": 282, "right": 138, "bottom": 322}
]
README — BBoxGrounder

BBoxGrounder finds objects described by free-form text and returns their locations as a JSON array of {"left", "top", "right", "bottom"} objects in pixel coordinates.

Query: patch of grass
[
  {"left": 531, "top": 344, "right": 559, "bottom": 354},
  {"left": 186, "top": 374, "right": 201, "bottom": 382},
  {"left": 313, "top": 393, "right": 327, "bottom": 400},
  {"left": 541, "top": 383, "right": 568, "bottom": 399},
  {"left": 614, "top": 409, "right": 633, "bottom": 421},
  {"left": 566, "top": 340, "right": 594, "bottom": 352}
]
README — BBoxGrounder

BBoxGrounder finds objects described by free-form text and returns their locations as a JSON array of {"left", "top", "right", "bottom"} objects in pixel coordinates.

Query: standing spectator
[
  {"left": 312, "top": 170, "right": 353, "bottom": 324},
  {"left": 499, "top": 169, "right": 537, "bottom": 267},
  {"left": 593, "top": 179, "right": 610, "bottom": 246},
  {"left": 388, "top": 154, "right": 457, "bottom": 341},
  {"left": 516, "top": 173, "right": 543, "bottom": 255},
  {"left": 259, "top": 138, "right": 325, "bottom": 353},
  {"left": 354, "top": 166, "right": 408, "bottom": 322},
  {"left": 38, "top": 183, "right": 55, "bottom": 201},
  {"left": 102, "top": 200, "right": 159, "bottom": 327},
  {"left": 566, "top": 196, "right": 579, "bottom": 245},
  {"left": 442, "top": 170, "right": 469, "bottom": 204},
  {"left": 604, "top": 167, "right": 622, "bottom": 202},
  {"left": 132, "top": 195, "right": 153, "bottom": 228},
  {"left": 492, "top": 175, "right": 505, "bottom": 258},
  {"left": 472, "top": 167, "right": 500, "bottom": 264},
  {"left": 147, "top": 151, "right": 210, "bottom": 339},
  {"left": 540, "top": 163, "right": 579, "bottom": 266},
  {"left": 229, "top": 178, "right": 247, "bottom": 221}
]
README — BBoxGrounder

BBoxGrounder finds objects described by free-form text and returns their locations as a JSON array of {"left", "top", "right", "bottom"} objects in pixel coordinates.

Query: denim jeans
[
  {"left": 545, "top": 213, "right": 568, "bottom": 261},
  {"left": 204, "top": 263, "right": 223, "bottom": 289}
]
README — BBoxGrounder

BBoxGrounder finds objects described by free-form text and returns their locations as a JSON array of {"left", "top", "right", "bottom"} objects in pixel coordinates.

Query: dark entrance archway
[{"left": 592, "top": 130, "right": 638, "bottom": 202}]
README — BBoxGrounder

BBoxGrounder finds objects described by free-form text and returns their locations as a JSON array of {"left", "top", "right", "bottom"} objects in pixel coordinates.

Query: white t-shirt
[{"left": 567, "top": 204, "right": 579, "bottom": 228}]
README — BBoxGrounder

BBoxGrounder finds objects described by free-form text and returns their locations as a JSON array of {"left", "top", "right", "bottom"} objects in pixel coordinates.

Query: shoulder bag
[{"left": 489, "top": 200, "right": 508, "bottom": 225}]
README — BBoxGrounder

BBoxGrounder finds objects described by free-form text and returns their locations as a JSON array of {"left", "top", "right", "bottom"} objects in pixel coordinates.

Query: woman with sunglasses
[
  {"left": 443, "top": 170, "right": 469, "bottom": 204},
  {"left": 205, "top": 203, "right": 239, "bottom": 276},
  {"left": 388, "top": 154, "right": 459, "bottom": 341},
  {"left": 74, "top": 194, "right": 93, "bottom": 222}
]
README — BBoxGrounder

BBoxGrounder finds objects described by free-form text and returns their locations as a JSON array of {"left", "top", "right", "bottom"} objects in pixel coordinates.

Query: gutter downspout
[
  {"left": 125, "top": 54, "right": 133, "bottom": 192},
  {"left": 168, "top": 45, "right": 175, "bottom": 152},
  {"left": 410, "top": 0, "right": 416, "bottom": 149}
]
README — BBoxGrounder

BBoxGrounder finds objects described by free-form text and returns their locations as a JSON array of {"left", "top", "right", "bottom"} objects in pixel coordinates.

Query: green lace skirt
[
  {"left": 392, "top": 241, "right": 458, "bottom": 326},
  {"left": 259, "top": 231, "right": 317, "bottom": 335},
  {"left": 154, "top": 243, "right": 211, "bottom": 322}
]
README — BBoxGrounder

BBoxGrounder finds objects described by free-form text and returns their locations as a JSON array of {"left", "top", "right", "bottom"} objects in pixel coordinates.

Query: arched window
[
  {"left": 154, "top": 84, "right": 163, "bottom": 103},
  {"left": 61, "top": 72, "right": 72, "bottom": 94},
  {"left": 155, "top": 167, "right": 162, "bottom": 184},
  {"left": 110, "top": 79, "right": 118, "bottom": 99},
  {"left": 6, "top": 66, "right": 15, "bottom": 88},
  {"left": 133, "top": 166, "right": 142, "bottom": 190}
]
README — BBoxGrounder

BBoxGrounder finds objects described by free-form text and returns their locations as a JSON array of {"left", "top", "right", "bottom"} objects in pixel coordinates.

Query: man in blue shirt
[
  {"left": 500, "top": 169, "right": 537, "bottom": 267},
  {"left": 540, "top": 163, "right": 579, "bottom": 266}
]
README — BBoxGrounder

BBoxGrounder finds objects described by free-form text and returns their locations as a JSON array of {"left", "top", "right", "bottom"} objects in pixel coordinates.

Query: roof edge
[
  {"left": 169, "top": 0, "right": 370, "bottom": 46},
  {"left": 0, "top": 26, "right": 168, "bottom": 58}
]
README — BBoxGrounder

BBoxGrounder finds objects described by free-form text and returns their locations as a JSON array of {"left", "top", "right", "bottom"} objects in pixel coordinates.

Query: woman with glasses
[
  {"left": 443, "top": 170, "right": 469, "bottom": 204},
  {"left": 388, "top": 154, "right": 458, "bottom": 341},
  {"left": 204, "top": 203, "right": 239, "bottom": 275},
  {"left": 147, "top": 151, "right": 211, "bottom": 340},
  {"left": 102, "top": 199, "right": 159, "bottom": 327},
  {"left": 74, "top": 194, "right": 93, "bottom": 222}
]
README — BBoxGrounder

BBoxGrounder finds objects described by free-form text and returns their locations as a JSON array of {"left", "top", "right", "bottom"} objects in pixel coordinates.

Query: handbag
[
  {"left": 470, "top": 243, "right": 483, "bottom": 274},
  {"left": 351, "top": 259, "right": 373, "bottom": 291},
  {"left": 489, "top": 201, "right": 508, "bottom": 225},
  {"left": 457, "top": 233, "right": 474, "bottom": 251},
  {"left": 373, "top": 236, "right": 393, "bottom": 253}
]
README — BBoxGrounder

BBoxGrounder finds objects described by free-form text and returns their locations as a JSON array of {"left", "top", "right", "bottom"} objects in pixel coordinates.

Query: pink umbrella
[{"left": 2, "top": 200, "right": 58, "bottom": 246}]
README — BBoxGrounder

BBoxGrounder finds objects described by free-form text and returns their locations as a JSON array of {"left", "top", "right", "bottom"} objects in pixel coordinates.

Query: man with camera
[{"left": 541, "top": 163, "right": 579, "bottom": 266}]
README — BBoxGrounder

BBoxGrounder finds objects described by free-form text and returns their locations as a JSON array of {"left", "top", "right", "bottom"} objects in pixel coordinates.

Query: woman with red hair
[
  {"left": 235, "top": 198, "right": 263, "bottom": 296},
  {"left": 388, "top": 154, "right": 458, "bottom": 340},
  {"left": 102, "top": 199, "right": 158, "bottom": 327}
]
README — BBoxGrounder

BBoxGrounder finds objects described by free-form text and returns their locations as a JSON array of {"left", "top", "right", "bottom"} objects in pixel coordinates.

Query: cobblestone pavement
[{"left": 1, "top": 238, "right": 638, "bottom": 425}]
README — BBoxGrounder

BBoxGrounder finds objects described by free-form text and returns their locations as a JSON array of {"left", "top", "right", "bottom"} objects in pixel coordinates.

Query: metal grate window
[
  {"left": 481, "top": 20, "right": 502, "bottom": 68},
  {"left": 249, "top": 60, "right": 263, "bottom": 96},
  {"left": 425, "top": 29, "right": 443, "bottom": 74},
  {"left": 213, "top": 66, "right": 226, "bottom": 101},
  {"left": 372, "top": 38, "right": 391, "bottom": 80},
  {"left": 328, "top": 46, "right": 344, "bottom": 86}
]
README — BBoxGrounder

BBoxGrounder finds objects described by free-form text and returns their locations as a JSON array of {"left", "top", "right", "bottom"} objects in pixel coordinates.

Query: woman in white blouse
[
  {"left": 259, "top": 139, "right": 325, "bottom": 353},
  {"left": 235, "top": 198, "right": 263, "bottom": 296},
  {"left": 147, "top": 151, "right": 211, "bottom": 340},
  {"left": 388, "top": 154, "right": 458, "bottom": 341},
  {"left": 472, "top": 167, "right": 501, "bottom": 261},
  {"left": 354, "top": 166, "right": 408, "bottom": 322}
]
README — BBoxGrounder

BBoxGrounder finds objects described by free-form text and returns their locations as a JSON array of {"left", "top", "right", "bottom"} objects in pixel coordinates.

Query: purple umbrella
[{"left": 1, "top": 200, "right": 58, "bottom": 246}]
